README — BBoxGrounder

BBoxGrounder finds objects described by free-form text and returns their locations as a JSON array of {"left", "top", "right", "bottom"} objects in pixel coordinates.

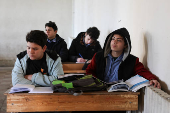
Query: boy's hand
[
  {"left": 87, "top": 60, "right": 92, "bottom": 63},
  {"left": 149, "top": 80, "right": 161, "bottom": 89},
  {"left": 24, "top": 75, "right": 33, "bottom": 80},
  {"left": 77, "top": 58, "right": 86, "bottom": 62}
]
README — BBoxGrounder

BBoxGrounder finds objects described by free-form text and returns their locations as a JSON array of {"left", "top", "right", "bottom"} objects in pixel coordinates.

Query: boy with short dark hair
[
  {"left": 12, "top": 30, "right": 64, "bottom": 86},
  {"left": 45, "top": 21, "right": 68, "bottom": 62},
  {"left": 69, "top": 27, "right": 102, "bottom": 63}
]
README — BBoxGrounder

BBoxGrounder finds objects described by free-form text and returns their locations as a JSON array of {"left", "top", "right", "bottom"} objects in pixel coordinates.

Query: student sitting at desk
[
  {"left": 69, "top": 27, "right": 102, "bottom": 63},
  {"left": 12, "top": 30, "right": 64, "bottom": 86},
  {"left": 45, "top": 21, "right": 69, "bottom": 62},
  {"left": 86, "top": 27, "right": 161, "bottom": 88},
  {"left": 85, "top": 28, "right": 161, "bottom": 113}
]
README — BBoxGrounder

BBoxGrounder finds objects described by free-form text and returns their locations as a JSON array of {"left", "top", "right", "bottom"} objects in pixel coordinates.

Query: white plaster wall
[
  {"left": 73, "top": 0, "right": 170, "bottom": 94},
  {"left": 0, "top": 0, "right": 72, "bottom": 66}
]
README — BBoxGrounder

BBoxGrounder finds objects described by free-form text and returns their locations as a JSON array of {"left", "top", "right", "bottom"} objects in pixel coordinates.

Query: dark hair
[
  {"left": 45, "top": 21, "right": 58, "bottom": 31},
  {"left": 86, "top": 27, "right": 100, "bottom": 40},
  {"left": 26, "top": 30, "right": 47, "bottom": 48}
]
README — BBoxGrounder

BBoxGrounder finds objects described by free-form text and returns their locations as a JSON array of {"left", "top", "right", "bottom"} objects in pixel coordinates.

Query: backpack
[{"left": 50, "top": 75, "right": 107, "bottom": 96}]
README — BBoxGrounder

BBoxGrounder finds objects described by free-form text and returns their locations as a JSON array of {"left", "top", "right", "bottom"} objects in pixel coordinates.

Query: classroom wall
[
  {"left": 73, "top": 0, "right": 170, "bottom": 94},
  {"left": 0, "top": 0, "right": 72, "bottom": 66}
]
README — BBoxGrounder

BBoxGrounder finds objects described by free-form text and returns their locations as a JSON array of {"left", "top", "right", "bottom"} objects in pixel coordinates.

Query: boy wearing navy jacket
[{"left": 45, "top": 21, "right": 68, "bottom": 62}]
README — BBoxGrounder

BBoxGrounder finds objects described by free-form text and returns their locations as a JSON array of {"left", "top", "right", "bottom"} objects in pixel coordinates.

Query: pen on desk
[{"left": 79, "top": 53, "right": 83, "bottom": 58}]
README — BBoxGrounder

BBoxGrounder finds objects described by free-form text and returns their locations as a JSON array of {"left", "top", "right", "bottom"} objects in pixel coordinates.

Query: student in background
[
  {"left": 69, "top": 27, "right": 102, "bottom": 63},
  {"left": 45, "top": 21, "right": 68, "bottom": 62},
  {"left": 12, "top": 30, "right": 64, "bottom": 86},
  {"left": 86, "top": 27, "right": 161, "bottom": 88}
]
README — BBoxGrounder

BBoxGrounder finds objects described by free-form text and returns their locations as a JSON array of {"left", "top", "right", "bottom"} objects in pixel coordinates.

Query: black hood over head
[{"left": 103, "top": 27, "right": 131, "bottom": 61}]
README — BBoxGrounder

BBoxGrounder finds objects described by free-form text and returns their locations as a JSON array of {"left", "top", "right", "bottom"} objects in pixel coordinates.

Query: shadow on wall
[
  {"left": 143, "top": 32, "right": 169, "bottom": 94},
  {"left": 142, "top": 33, "right": 149, "bottom": 71}
]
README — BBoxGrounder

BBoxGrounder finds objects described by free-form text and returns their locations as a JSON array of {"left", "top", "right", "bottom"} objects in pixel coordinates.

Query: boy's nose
[
  {"left": 30, "top": 49, "right": 34, "bottom": 54},
  {"left": 113, "top": 39, "right": 117, "bottom": 43}
]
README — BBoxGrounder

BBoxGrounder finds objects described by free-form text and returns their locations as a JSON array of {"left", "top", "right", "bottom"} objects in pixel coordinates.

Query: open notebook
[
  {"left": 107, "top": 74, "right": 150, "bottom": 92},
  {"left": 9, "top": 84, "right": 53, "bottom": 93}
]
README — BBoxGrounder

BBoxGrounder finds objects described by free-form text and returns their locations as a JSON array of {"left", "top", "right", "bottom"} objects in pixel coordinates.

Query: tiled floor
[{"left": 0, "top": 67, "right": 13, "bottom": 113}]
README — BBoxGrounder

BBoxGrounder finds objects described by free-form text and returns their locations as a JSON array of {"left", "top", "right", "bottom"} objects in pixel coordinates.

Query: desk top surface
[
  {"left": 62, "top": 62, "right": 85, "bottom": 64},
  {"left": 64, "top": 70, "right": 86, "bottom": 73},
  {"left": 4, "top": 89, "right": 140, "bottom": 95}
]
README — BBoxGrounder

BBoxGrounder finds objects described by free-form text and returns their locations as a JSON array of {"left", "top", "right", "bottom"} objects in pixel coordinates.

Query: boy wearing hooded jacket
[
  {"left": 86, "top": 27, "right": 161, "bottom": 89},
  {"left": 12, "top": 30, "right": 64, "bottom": 87}
]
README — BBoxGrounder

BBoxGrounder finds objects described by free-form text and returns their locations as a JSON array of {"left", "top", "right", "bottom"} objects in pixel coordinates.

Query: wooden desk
[
  {"left": 4, "top": 90, "right": 140, "bottom": 112},
  {"left": 62, "top": 62, "right": 86, "bottom": 73}
]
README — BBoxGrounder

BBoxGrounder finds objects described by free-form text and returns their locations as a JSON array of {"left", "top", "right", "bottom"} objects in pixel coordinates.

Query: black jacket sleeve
[
  {"left": 68, "top": 39, "right": 79, "bottom": 62},
  {"left": 59, "top": 41, "right": 69, "bottom": 62},
  {"left": 96, "top": 41, "right": 102, "bottom": 52}
]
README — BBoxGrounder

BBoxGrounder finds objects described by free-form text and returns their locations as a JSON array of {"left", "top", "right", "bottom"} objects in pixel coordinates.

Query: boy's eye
[{"left": 112, "top": 38, "right": 123, "bottom": 42}]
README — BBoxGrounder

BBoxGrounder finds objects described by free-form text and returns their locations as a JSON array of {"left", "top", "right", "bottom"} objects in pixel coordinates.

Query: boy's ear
[
  {"left": 85, "top": 32, "right": 87, "bottom": 36},
  {"left": 43, "top": 45, "right": 47, "bottom": 52},
  {"left": 55, "top": 30, "right": 57, "bottom": 34}
]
